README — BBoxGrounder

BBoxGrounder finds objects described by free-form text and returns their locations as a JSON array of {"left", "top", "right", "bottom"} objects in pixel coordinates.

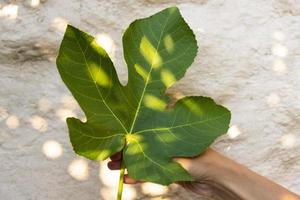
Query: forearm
[{"left": 196, "top": 149, "right": 300, "bottom": 200}]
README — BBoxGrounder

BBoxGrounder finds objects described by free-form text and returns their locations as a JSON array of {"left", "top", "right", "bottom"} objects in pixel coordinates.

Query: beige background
[{"left": 0, "top": 0, "right": 299, "bottom": 199}]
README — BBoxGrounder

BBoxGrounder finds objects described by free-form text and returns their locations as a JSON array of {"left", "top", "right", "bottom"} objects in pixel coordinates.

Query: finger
[
  {"left": 107, "top": 160, "right": 121, "bottom": 170},
  {"left": 124, "top": 174, "right": 143, "bottom": 184},
  {"left": 110, "top": 152, "right": 122, "bottom": 161}
]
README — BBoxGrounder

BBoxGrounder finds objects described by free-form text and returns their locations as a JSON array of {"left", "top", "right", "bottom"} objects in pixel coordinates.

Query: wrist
[{"left": 197, "top": 149, "right": 238, "bottom": 185}]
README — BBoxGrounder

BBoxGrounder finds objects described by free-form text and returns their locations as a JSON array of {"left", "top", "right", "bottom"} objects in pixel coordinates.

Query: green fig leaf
[{"left": 56, "top": 7, "right": 231, "bottom": 185}]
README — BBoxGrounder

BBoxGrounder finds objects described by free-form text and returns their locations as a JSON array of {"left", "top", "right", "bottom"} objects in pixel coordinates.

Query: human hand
[
  {"left": 107, "top": 148, "right": 241, "bottom": 200},
  {"left": 108, "top": 148, "right": 300, "bottom": 200}
]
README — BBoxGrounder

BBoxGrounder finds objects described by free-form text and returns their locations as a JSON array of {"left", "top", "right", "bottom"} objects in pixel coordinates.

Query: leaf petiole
[{"left": 116, "top": 158, "right": 125, "bottom": 200}]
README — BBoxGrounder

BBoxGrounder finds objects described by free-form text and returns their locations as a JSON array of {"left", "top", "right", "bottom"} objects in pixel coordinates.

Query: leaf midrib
[{"left": 128, "top": 14, "right": 172, "bottom": 134}]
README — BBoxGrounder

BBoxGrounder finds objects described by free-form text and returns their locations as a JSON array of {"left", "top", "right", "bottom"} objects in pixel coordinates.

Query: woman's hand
[{"left": 108, "top": 148, "right": 300, "bottom": 200}]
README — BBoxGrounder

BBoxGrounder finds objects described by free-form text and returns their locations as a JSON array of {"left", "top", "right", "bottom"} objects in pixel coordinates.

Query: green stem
[{"left": 116, "top": 159, "right": 125, "bottom": 200}]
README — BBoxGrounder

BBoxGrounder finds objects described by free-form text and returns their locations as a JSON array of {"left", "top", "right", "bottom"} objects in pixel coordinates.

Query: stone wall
[{"left": 0, "top": 0, "right": 299, "bottom": 199}]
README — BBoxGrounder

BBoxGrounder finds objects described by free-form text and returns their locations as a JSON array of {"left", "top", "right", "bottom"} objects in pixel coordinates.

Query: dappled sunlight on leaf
[
  {"left": 42, "top": 140, "right": 63, "bottom": 159},
  {"left": 88, "top": 64, "right": 111, "bottom": 88},
  {"left": 134, "top": 63, "right": 148, "bottom": 81},
  {"left": 143, "top": 94, "right": 167, "bottom": 112},
  {"left": 0, "top": 4, "right": 18, "bottom": 19},
  {"left": 163, "top": 34, "right": 174, "bottom": 53},
  {"left": 182, "top": 98, "right": 203, "bottom": 116},
  {"left": 57, "top": 7, "right": 230, "bottom": 187},
  {"left": 68, "top": 158, "right": 89, "bottom": 181},
  {"left": 5, "top": 115, "right": 20, "bottom": 129},
  {"left": 227, "top": 125, "right": 241, "bottom": 139},
  {"left": 29, "top": 115, "right": 48, "bottom": 132},
  {"left": 161, "top": 69, "right": 176, "bottom": 87},
  {"left": 140, "top": 36, "right": 162, "bottom": 69}
]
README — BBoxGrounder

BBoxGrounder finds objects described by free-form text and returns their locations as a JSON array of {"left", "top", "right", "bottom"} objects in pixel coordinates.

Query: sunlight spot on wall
[
  {"left": 0, "top": 106, "right": 8, "bottom": 121},
  {"left": 273, "top": 59, "right": 287, "bottom": 74},
  {"left": 61, "top": 95, "right": 78, "bottom": 110},
  {"left": 280, "top": 134, "right": 296, "bottom": 149},
  {"left": 163, "top": 34, "right": 174, "bottom": 53},
  {"left": 88, "top": 64, "right": 111, "bottom": 87},
  {"left": 272, "top": 31, "right": 285, "bottom": 41},
  {"left": 100, "top": 185, "right": 136, "bottom": 200},
  {"left": 0, "top": 4, "right": 18, "bottom": 19},
  {"left": 141, "top": 182, "right": 168, "bottom": 196},
  {"left": 38, "top": 97, "right": 52, "bottom": 112},
  {"left": 68, "top": 159, "right": 89, "bottom": 181},
  {"left": 151, "top": 197, "right": 171, "bottom": 200},
  {"left": 227, "top": 125, "right": 241, "bottom": 139},
  {"left": 50, "top": 17, "right": 68, "bottom": 33},
  {"left": 266, "top": 93, "right": 280, "bottom": 107},
  {"left": 99, "top": 162, "right": 137, "bottom": 200},
  {"left": 197, "top": 28, "right": 205, "bottom": 33},
  {"left": 29, "top": 115, "right": 48, "bottom": 132},
  {"left": 56, "top": 108, "right": 77, "bottom": 121},
  {"left": 123, "top": 185, "right": 137, "bottom": 200},
  {"left": 144, "top": 94, "right": 166, "bottom": 111},
  {"left": 140, "top": 36, "right": 162, "bottom": 69},
  {"left": 99, "top": 161, "right": 119, "bottom": 186},
  {"left": 100, "top": 187, "right": 114, "bottom": 200},
  {"left": 134, "top": 63, "right": 148, "bottom": 81},
  {"left": 95, "top": 33, "right": 115, "bottom": 60},
  {"left": 31, "top": 0, "right": 40, "bottom": 7},
  {"left": 226, "top": 146, "right": 231, "bottom": 152},
  {"left": 272, "top": 43, "right": 288, "bottom": 58},
  {"left": 100, "top": 188, "right": 117, "bottom": 200},
  {"left": 6, "top": 115, "right": 20, "bottom": 129},
  {"left": 161, "top": 69, "right": 176, "bottom": 88},
  {"left": 42, "top": 140, "right": 63, "bottom": 159}
]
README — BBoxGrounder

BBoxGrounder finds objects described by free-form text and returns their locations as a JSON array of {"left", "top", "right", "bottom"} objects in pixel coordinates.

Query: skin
[{"left": 108, "top": 148, "right": 300, "bottom": 200}]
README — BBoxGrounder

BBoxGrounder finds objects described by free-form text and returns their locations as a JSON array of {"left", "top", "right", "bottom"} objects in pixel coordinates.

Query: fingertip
[
  {"left": 110, "top": 152, "right": 122, "bottom": 161},
  {"left": 124, "top": 174, "right": 142, "bottom": 184},
  {"left": 107, "top": 160, "right": 121, "bottom": 170}
]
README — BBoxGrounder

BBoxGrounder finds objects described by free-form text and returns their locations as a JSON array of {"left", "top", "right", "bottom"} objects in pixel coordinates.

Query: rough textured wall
[{"left": 0, "top": 0, "right": 299, "bottom": 199}]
